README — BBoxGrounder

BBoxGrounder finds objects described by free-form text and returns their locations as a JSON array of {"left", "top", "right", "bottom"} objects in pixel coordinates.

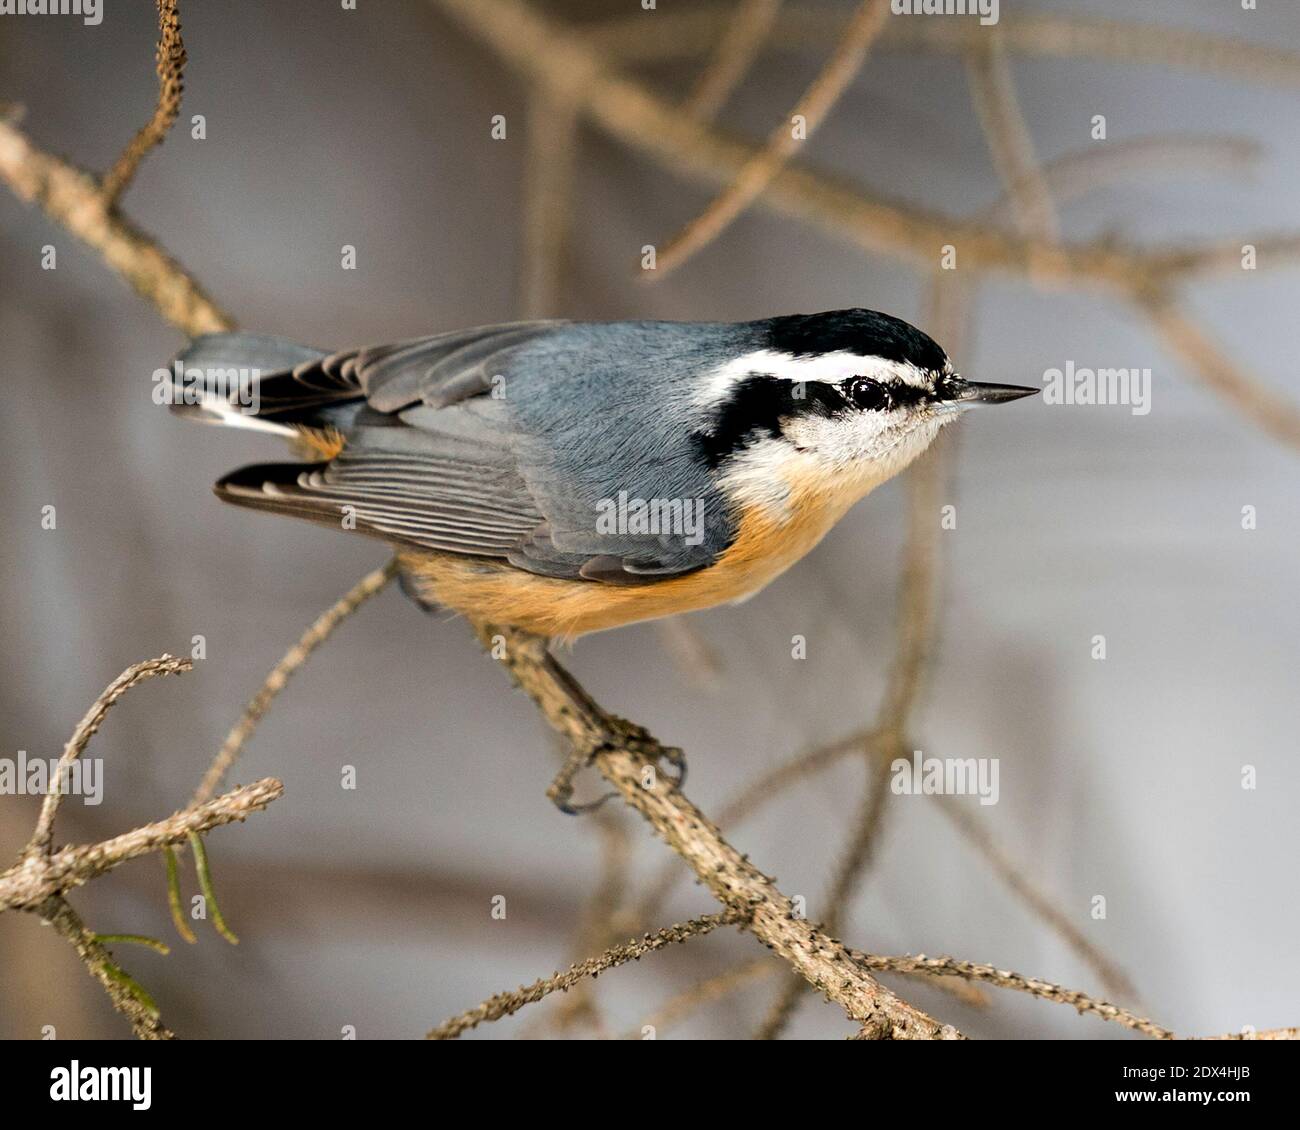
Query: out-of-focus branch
[
  {"left": 934, "top": 796, "right": 1136, "bottom": 1003},
  {"left": 476, "top": 623, "right": 962, "bottom": 1039},
  {"left": 654, "top": 616, "right": 725, "bottom": 691},
  {"left": 524, "top": 805, "right": 632, "bottom": 1037},
  {"left": 431, "top": 0, "right": 1300, "bottom": 452},
  {"left": 0, "top": 117, "right": 232, "bottom": 335},
  {"left": 100, "top": 0, "right": 186, "bottom": 205},
  {"left": 681, "top": 0, "right": 783, "bottom": 122},
  {"left": 193, "top": 560, "right": 397, "bottom": 805},
  {"left": 519, "top": 92, "right": 579, "bottom": 317},
  {"left": 428, "top": 911, "right": 746, "bottom": 1039},
  {"left": 628, "top": 957, "right": 777, "bottom": 1038},
  {"left": 1138, "top": 288, "right": 1300, "bottom": 451},
  {"left": 964, "top": 30, "right": 1058, "bottom": 241},
  {"left": 587, "top": 4, "right": 1300, "bottom": 88},
  {"left": 650, "top": 0, "right": 890, "bottom": 279},
  {"left": 985, "top": 135, "right": 1263, "bottom": 229}
]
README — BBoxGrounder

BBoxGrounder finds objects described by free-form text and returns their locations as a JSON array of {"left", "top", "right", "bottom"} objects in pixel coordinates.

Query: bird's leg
[
  {"left": 545, "top": 719, "right": 687, "bottom": 815},
  {"left": 546, "top": 736, "right": 617, "bottom": 815}
]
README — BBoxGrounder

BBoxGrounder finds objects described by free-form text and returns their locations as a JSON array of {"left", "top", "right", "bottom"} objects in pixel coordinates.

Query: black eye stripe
[
  {"left": 694, "top": 373, "right": 937, "bottom": 468},
  {"left": 847, "top": 377, "right": 932, "bottom": 410}
]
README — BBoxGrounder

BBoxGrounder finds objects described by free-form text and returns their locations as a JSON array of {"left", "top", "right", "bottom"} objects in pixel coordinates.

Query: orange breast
[{"left": 398, "top": 463, "right": 882, "bottom": 639}]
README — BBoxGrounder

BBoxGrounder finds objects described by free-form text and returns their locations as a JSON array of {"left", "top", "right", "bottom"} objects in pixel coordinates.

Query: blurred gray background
[{"left": 2, "top": 0, "right": 1297, "bottom": 1039}]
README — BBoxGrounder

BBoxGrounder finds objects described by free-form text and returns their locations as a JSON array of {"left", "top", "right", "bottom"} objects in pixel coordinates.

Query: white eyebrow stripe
[{"left": 695, "top": 349, "right": 933, "bottom": 408}]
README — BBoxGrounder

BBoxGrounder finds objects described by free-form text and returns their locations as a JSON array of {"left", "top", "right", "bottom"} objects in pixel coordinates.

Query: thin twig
[
  {"left": 985, "top": 135, "right": 1263, "bottom": 229},
  {"left": 525, "top": 806, "right": 633, "bottom": 1036},
  {"left": 628, "top": 957, "right": 776, "bottom": 1039},
  {"left": 589, "top": 5, "right": 1300, "bottom": 88},
  {"left": 427, "top": 911, "right": 746, "bottom": 1039},
  {"left": 934, "top": 796, "right": 1136, "bottom": 1003},
  {"left": 964, "top": 29, "right": 1059, "bottom": 241},
  {"left": 1, "top": 780, "right": 284, "bottom": 912},
  {"left": 27, "top": 655, "right": 192, "bottom": 859},
  {"left": 1138, "top": 288, "right": 1300, "bottom": 451},
  {"left": 649, "top": 0, "right": 891, "bottom": 280},
  {"left": 519, "top": 92, "right": 579, "bottom": 317},
  {"left": 193, "top": 560, "right": 397, "bottom": 805},
  {"left": 852, "top": 952, "right": 1170, "bottom": 1038},
  {"left": 36, "top": 896, "right": 175, "bottom": 1040},
  {"left": 100, "top": 0, "right": 186, "bottom": 205},
  {"left": 1199, "top": 1027, "right": 1300, "bottom": 1041},
  {"left": 681, "top": 0, "right": 783, "bottom": 121},
  {"left": 654, "top": 616, "right": 725, "bottom": 691},
  {"left": 0, "top": 119, "right": 232, "bottom": 336}
]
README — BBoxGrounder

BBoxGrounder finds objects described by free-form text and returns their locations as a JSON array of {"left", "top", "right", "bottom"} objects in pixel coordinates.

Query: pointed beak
[{"left": 949, "top": 380, "right": 1040, "bottom": 407}]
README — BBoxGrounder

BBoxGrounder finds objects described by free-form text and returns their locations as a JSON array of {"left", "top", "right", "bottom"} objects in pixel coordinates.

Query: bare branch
[
  {"left": 100, "top": 0, "right": 186, "bottom": 205},
  {"left": 649, "top": 0, "right": 891, "bottom": 280},
  {"left": 986, "top": 136, "right": 1264, "bottom": 229},
  {"left": 2, "top": 780, "right": 284, "bottom": 912},
  {"left": 27, "top": 654, "right": 192, "bottom": 859},
  {"left": 431, "top": 0, "right": 1300, "bottom": 451},
  {"left": 654, "top": 616, "right": 725, "bottom": 692},
  {"left": 1138, "top": 288, "right": 1300, "bottom": 451},
  {"left": 36, "top": 896, "right": 175, "bottom": 1040},
  {"left": 1199, "top": 1027, "right": 1300, "bottom": 1041},
  {"left": 519, "top": 92, "right": 579, "bottom": 317},
  {"left": 0, "top": 118, "right": 232, "bottom": 335},
  {"left": 588, "top": 5, "right": 1300, "bottom": 88},
  {"left": 934, "top": 797, "right": 1136, "bottom": 1003},
  {"left": 964, "top": 30, "right": 1059, "bottom": 241},
  {"left": 682, "top": 0, "right": 783, "bottom": 122},
  {"left": 193, "top": 560, "right": 397, "bottom": 805},
  {"left": 476, "top": 622, "right": 962, "bottom": 1039},
  {"left": 628, "top": 957, "right": 777, "bottom": 1039},
  {"left": 427, "top": 911, "right": 745, "bottom": 1039},
  {"left": 853, "top": 952, "right": 1170, "bottom": 1038}
]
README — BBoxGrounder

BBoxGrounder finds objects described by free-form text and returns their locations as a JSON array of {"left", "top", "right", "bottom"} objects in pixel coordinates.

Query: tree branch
[
  {"left": 650, "top": 0, "right": 891, "bottom": 279},
  {"left": 100, "top": 0, "right": 186, "bottom": 205},
  {"left": 428, "top": 911, "right": 745, "bottom": 1039},
  {"left": 475, "top": 622, "right": 963, "bottom": 1040},
  {"left": 192, "top": 560, "right": 397, "bottom": 806},
  {"left": 2, "top": 780, "right": 283, "bottom": 912}
]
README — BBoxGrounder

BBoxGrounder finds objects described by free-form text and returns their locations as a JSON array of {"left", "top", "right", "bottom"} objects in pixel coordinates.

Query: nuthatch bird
[{"left": 168, "top": 309, "right": 1036, "bottom": 640}]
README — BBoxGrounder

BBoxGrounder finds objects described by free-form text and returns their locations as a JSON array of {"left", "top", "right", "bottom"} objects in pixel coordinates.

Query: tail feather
[
  {"left": 177, "top": 332, "right": 326, "bottom": 374},
  {"left": 167, "top": 332, "right": 362, "bottom": 436}
]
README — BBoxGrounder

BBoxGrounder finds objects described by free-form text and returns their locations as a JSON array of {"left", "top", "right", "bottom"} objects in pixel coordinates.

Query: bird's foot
[{"left": 545, "top": 718, "right": 686, "bottom": 816}]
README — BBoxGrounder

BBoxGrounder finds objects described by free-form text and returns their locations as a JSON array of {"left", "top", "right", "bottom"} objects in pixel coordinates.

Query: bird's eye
[{"left": 849, "top": 378, "right": 891, "bottom": 411}]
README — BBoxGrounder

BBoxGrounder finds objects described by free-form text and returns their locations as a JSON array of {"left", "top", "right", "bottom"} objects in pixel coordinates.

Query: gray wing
[{"left": 215, "top": 320, "right": 743, "bottom": 583}]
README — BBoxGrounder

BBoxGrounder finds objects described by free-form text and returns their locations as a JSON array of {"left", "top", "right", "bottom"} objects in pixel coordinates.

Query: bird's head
[{"left": 695, "top": 308, "right": 1037, "bottom": 488}]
